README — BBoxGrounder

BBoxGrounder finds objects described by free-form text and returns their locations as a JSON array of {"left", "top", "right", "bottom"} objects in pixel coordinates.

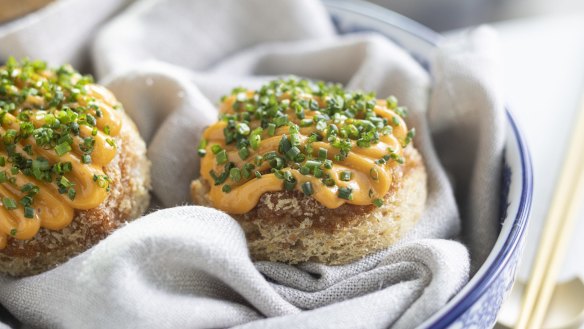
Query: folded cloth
[
  {"left": 0, "top": 0, "right": 130, "bottom": 69},
  {"left": 0, "top": 0, "right": 504, "bottom": 328}
]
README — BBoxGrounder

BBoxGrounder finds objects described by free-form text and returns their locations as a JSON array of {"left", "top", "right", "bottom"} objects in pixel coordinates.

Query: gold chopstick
[{"left": 515, "top": 96, "right": 584, "bottom": 329}]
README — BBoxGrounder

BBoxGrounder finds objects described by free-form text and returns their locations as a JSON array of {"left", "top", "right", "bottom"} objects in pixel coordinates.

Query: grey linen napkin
[{"left": 0, "top": 0, "right": 505, "bottom": 328}]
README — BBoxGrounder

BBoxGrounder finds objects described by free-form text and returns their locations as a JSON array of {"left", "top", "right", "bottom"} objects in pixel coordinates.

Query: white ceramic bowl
[{"left": 322, "top": 1, "right": 534, "bottom": 328}]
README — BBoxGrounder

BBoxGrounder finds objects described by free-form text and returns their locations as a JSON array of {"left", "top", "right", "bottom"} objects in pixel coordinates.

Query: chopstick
[{"left": 515, "top": 96, "right": 584, "bottom": 329}]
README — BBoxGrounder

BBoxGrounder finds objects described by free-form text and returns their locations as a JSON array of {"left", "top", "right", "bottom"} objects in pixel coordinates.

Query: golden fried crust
[
  {"left": 0, "top": 112, "right": 151, "bottom": 277},
  {"left": 192, "top": 146, "right": 427, "bottom": 265}
]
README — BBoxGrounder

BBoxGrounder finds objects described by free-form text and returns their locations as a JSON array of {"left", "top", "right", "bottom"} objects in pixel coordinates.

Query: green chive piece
[
  {"left": 338, "top": 187, "right": 353, "bottom": 200},
  {"left": 238, "top": 147, "right": 250, "bottom": 160},
  {"left": 267, "top": 123, "right": 276, "bottom": 136},
  {"left": 3, "top": 197, "right": 17, "bottom": 210},
  {"left": 392, "top": 116, "right": 400, "bottom": 125},
  {"left": 198, "top": 139, "right": 208, "bottom": 157},
  {"left": 24, "top": 206, "right": 34, "bottom": 218},
  {"left": 318, "top": 148, "right": 328, "bottom": 161},
  {"left": 300, "top": 119, "right": 313, "bottom": 127},
  {"left": 323, "top": 178, "right": 336, "bottom": 187},
  {"left": 301, "top": 181, "right": 314, "bottom": 196},
  {"left": 229, "top": 168, "right": 241, "bottom": 183},
  {"left": 67, "top": 188, "right": 76, "bottom": 200},
  {"left": 305, "top": 160, "right": 321, "bottom": 169},
  {"left": 405, "top": 128, "right": 416, "bottom": 146},
  {"left": 286, "top": 146, "right": 301, "bottom": 161},
  {"left": 386, "top": 96, "right": 398, "bottom": 109},
  {"left": 284, "top": 177, "right": 297, "bottom": 191},
  {"left": 273, "top": 169, "right": 284, "bottom": 179},
  {"left": 263, "top": 151, "right": 277, "bottom": 161},
  {"left": 55, "top": 142, "right": 71, "bottom": 156},
  {"left": 211, "top": 144, "right": 223, "bottom": 155},
  {"left": 373, "top": 198, "right": 384, "bottom": 207},
  {"left": 249, "top": 133, "right": 261, "bottom": 150},
  {"left": 270, "top": 157, "right": 284, "bottom": 169},
  {"left": 82, "top": 154, "right": 92, "bottom": 164},
  {"left": 254, "top": 171, "right": 262, "bottom": 179},
  {"left": 236, "top": 123, "right": 251, "bottom": 136},
  {"left": 222, "top": 184, "right": 232, "bottom": 193},
  {"left": 279, "top": 135, "right": 292, "bottom": 154},
  {"left": 242, "top": 163, "right": 255, "bottom": 179},
  {"left": 340, "top": 171, "right": 352, "bottom": 181},
  {"left": 216, "top": 149, "right": 228, "bottom": 165},
  {"left": 314, "top": 167, "right": 323, "bottom": 178}
]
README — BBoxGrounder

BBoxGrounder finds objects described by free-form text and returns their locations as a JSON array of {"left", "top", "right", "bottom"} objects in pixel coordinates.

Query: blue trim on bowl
[
  {"left": 322, "top": 1, "right": 534, "bottom": 328},
  {"left": 430, "top": 110, "right": 533, "bottom": 328}
]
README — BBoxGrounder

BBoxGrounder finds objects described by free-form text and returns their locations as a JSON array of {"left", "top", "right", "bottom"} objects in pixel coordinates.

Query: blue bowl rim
[{"left": 322, "top": 0, "right": 534, "bottom": 327}]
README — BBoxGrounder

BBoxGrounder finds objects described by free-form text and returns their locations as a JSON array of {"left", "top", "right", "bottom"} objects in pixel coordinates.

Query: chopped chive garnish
[
  {"left": 314, "top": 167, "right": 323, "bottom": 178},
  {"left": 323, "top": 159, "right": 333, "bottom": 169},
  {"left": 301, "top": 181, "right": 314, "bottom": 196},
  {"left": 211, "top": 144, "right": 223, "bottom": 154},
  {"left": 279, "top": 135, "right": 291, "bottom": 154},
  {"left": 267, "top": 123, "right": 276, "bottom": 136},
  {"left": 222, "top": 184, "right": 232, "bottom": 193},
  {"left": 392, "top": 116, "right": 400, "bottom": 125},
  {"left": 284, "top": 177, "right": 297, "bottom": 190},
  {"left": 394, "top": 106, "right": 408, "bottom": 118},
  {"left": 386, "top": 96, "right": 398, "bottom": 109},
  {"left": 238, "top": 147, "right": 250, "bottom": 160},
  {"left": 323, "top": 178, "right": 335, "bottom": 187},
  {"left": 216, "top": 150, "right": 228, "bottom": 164},
  {"left": 229, "top": 168, "right": 242, "bottom": 182},
  {"left": 405, "top": 128, "right": 416, "bottom": 146},
  {"left": 270, "top": 157, "right": 284, "bottom": 169},
  {"left": 373, "top": 198, "right": 384, "bottom": 207},
  {"left": 286, "top": 146, "right": 301, "bottom": 161},
  {"left": 236, "top": 123, "right": 250, "bottom": 136},
  {"left": 273, "top": 169, "right": 284, "bottom": 179},
  {"left": 305, "top": 160, "right": 321, "bottom": 169},
  {"left": 318, "top": 148, "right": 328, "bottom": 161},
  {"left": 339, "top": 171, "right": 352, "bottom": 181},
  {"left": 300, "top": 119, "right": 313, "bottom": 127},
  {"left": 82, "top": 154, "right": 92, "bottom": 164},
  {"left": 55, "top": 142, "right": 71, "bottom": 156},
  {"left": 24, "top": 206, "right": 35, "bottom": 218},
  {"left": 198, "top": 139, "right": 208, "bottom": 157},
  {"left": 254, "top": 171, "right": 262, "bottom": 179},
  {"left": 249, "top": 132, "right": 261, "bottom": 150},
  {"left": 263, "top": 151, "right": 277, "bottom": 161},
  {"left": 3, "top": 197, "right": 17, "bottom": 210},
  {"left": 338, "top": 187, "right": 353, "bottom": 200}
]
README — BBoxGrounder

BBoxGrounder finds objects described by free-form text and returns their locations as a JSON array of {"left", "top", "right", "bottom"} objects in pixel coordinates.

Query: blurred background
[{"left": 365, "top": 0, "right": 584, "bottom": 31}]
